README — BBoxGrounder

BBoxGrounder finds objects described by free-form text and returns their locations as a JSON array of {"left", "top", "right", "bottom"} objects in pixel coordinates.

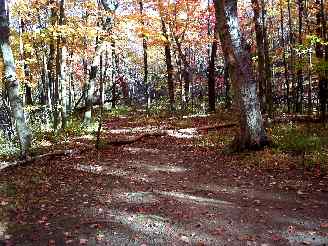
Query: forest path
[{"left": 0, "top": 116, "right": 328, "bottom": 246}]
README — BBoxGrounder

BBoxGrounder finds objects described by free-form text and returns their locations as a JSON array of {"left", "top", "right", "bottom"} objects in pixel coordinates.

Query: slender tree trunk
[
  {"left": 304, "top": 0, "right": 312, "bottom": 114},
  {"left": 296, "top": 0, "right": 304, "bottom": 113},
  {"left": 48, "top": 1, "right": 58, "bottom": 129},
  {"left": 280, "top": 0, "right": 291, "bottom": 113},
  {"left": 57, "top": 0, "right": 68, "bottom": 129},
  {"left": 84, "top": 41, "right": 98, "bottom": 126},
  {"left": 214, "top": 0, "right": 268, "bottom": 150},
  {"left": 224, "top": 59, "right": 231, "bottom": 108},
  {"left": 19, "top": 18, "right": 33, "bottom": 106},
  {"left": 287, "top": 0, "right": 297, "bottom": 112},
  {"left": 111, "top": 41, "right": 118, "bottom": 108},
  {"left": 96, "top": 54, "right": 104, "bottom": 149},
  {"left": 139, "top": 0, "right": 149, "bottom": 109},
  {"left": 25, "top": 84, "right": 33, "bottom": 106},
  {"left": 316, "top": 0, "right": 327, "bottom": 122},
  {"left": 160, "top": 15, "right": 175, "bottom": 111},
  {"left": 0, "top": 0, "right": 31, "bottom": 157},
  {"left": 173, "top": 29, "right": 191, "bottom": 110},
  {"left": 208, "top": 17, "right": 218, "bottom": 112},
  {"left": 261, "top": 0, "right": 273, "bottom": 117},
  {"left": 251, "top": 0, "right": 266, "bottom": 112}
]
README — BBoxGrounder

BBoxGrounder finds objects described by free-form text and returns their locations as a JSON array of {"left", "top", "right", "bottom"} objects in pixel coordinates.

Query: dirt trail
[{"left": 0, "top": 120, "right": 328, "bottom": 246}]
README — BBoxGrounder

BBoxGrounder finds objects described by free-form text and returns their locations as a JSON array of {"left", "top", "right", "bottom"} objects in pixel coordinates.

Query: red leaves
[{"left": 320, "top": 223, "right": 328, "bottom": 229}]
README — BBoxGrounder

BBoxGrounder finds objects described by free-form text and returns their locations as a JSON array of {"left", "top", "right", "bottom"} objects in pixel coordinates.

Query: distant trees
[{"left": 316, "top": 0, "right": 328, "bottom": 122}]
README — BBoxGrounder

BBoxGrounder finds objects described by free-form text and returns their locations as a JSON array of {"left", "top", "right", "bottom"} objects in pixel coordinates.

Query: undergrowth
[{"left": 271, "top": 123, "right": 328, "bottom": 169}]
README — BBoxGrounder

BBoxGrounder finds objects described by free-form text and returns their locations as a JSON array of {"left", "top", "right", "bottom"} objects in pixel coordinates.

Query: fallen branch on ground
[
  {"left": 108, "top": 123, "right": 239, "bottom": 145},
  {"left": 0, "top": 149, "right": 83, "bottom": 171},
  {"left": 197, "top": 123, "right": 238, "bottom": 132},
  {"left": 108, "top": 130, "right": 167, "bottom": 145}
]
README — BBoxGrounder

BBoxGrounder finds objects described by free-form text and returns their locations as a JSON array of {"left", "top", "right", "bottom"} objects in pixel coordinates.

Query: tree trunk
[
  {"left": 316, "top": 0, "right": 328, "bottom": 122},
  {"left": 160, "top": 15, "right": 175, "bottom": 111},
  {"left": 0, "top": 0, "right": 31, "bottom": 157},
  {"left": 48, "top": 1, "right": 57, "bottom": 129},
  {"left": 208, "top": 18, "right": 218, "bottom": 112},
  {"left": 224, "top": 59, "right": 231, "bottom": 108},
  {"left": 139, "top": 0, "right": 149, "bottom": 109},
  {"left": 251, "top": 0, "right": 266, "bottom": 112},
  {"left": 280, "top": 0, "right": 291, "bottom": 113},
  {"left": 214, "top": 0, "right": 268, "bottom": 150},
  {"left": 287, "top": 0, "right": 297, "bottom": 112},
  {"left": 84, "top": 46, "right": 97, "bottom": 126},
  {"left": 19, "top": 18, "right": 33, "bottom": 106},
  {"left": 261, "top": 0, "right": 273, "bottom": 117},
  {"left": 296, "top": 0, "right": 304, "bottom": 113},
  {"left": 96, "top": 54, "right": 104, "bottom": 149},
  {"left": 111, "top": 41, "right": 118, "bottom": 108},
  {"left": 57, "top": 0, "right": 68, "bottom": 129}
]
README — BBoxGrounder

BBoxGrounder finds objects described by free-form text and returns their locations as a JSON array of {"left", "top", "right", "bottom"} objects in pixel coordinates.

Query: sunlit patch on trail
[
  {"left": 74, "top": 164, "right": 153, "bottom": 182},
  {"left": 198, "top": 183, "right": 294, "bottom": 203},
  {"left": 75, "top": 164, "right": 104, "bottom": 174},
  {"left": 123, "top": 147, "right": 178, "bottom": 158},
  {"left": 113, "top": 192, "right": 159, "bottom": 204},
  {"left": 73, "top": 134, "right": 95, "bottom": 140},
  {"left": 182, "top": 114, "right": 211, "bottom": 119},
  {"left": 166, "top": 128, "right": 199, "bottom": 139},
  {"left": 284, "top": 230, "right": 328, "bottom": 245},
  {"left": 144, "top": 165, "right": 187, "bottom": 173},
  {"left": 198, "top": 184, "right": 241, "bottom": 194},
  {"left": 154, "top": 191, "right": 233, "bottom": 207},
  {"left": 273, "top": 214, "right": 319, "bottom": 230},
  {"left": 0, "top": 221, "right": 8, "bottom": 240},
  {"left": 123, "top": 147, "right": 160, "bottom": 154},
  {"left": 128, "top": 161, "right": 188, "bottom": 173},
  {"left": 108, "top": 126, "right": 200, "bottom": 139},
  {"left": 88, "top": 208, "right": 221, "bottom": 245}
]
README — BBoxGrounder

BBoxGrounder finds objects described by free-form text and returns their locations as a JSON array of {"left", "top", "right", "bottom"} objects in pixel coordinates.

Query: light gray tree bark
[
  {"left": 214, "top": 0, "right": 268, "bottom": 150},
  {"left": 0, "top": 0, "right": 31, "bottom": 157}
]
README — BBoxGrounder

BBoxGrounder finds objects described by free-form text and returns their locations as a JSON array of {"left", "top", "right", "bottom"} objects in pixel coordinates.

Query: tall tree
[
  {"left": 214, "top": 0, "right": 268, "bottom": 150},
  {"left": 251, "top": 0, "right": 266, "bottom": 112},
  {"left": 279, "top": 0, "right": 291, "bottom": 113},
  {"left": 139, "top": 0, "right": 150, "bottom": 109},
  {"left": 0, "top": 0, "right": 31, "bottom": 157},
  {"left": 296, "top": 0, "right": 304, "bottom": 113},
  {"left": 84, "top": 0, "right": 118, "bottom": 126},
  {"left": 57, "top": 0, "right": 68, "bottom": 129},
  {"left": 161, "top": 15, "right": 175, "bottom": 111},
  {"left": 316, "top": 0, "right": 327, "bottom": 122},
  {"left": 48, "top": 0, "right": 58, "bottom": 129},
  {"left": 18, "top": 17, "right": 33, "bottom": 106},
  {"left": 261, "top": 0, "right": 273, "bottom": 117},
  {"left": 207, "top": 12, "right": 218, "bottom": 112}
]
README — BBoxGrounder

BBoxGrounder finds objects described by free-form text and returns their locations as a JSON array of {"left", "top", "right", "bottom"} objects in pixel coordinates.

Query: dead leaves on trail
[{"left": 0, "top": 115, "right": 327, "bottom": 245}]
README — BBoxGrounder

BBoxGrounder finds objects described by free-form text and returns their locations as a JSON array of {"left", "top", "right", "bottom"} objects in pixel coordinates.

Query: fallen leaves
[
  {"left": 320, "top": 223, "right": 328, "bottom": 228},
  {"left": 79, "top": 238, "right": 88, "bottom": 245}
]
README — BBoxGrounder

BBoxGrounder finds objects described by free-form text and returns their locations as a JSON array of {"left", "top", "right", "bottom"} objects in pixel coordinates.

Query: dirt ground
[{"left": 0, "top": 116, "right": 328, "bottom": 246}]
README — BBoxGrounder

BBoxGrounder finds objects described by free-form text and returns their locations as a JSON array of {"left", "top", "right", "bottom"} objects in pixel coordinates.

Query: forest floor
[{"left": 0, "top": 113, "right": 328, "bottom": 246}]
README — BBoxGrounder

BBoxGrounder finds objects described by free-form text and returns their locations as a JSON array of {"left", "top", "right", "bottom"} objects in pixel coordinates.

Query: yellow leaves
[
  {"left": 16, "top": 65, "right": 25, "bottom": 83},
  {"left": 159, "top": 34, "right": 168, "bottom": 43},
  {"left": 24, "top": 44, "right": 33, "bottom": 53},
  {"left": 82, "top": 1, "right": 98, "bottom": 11}
]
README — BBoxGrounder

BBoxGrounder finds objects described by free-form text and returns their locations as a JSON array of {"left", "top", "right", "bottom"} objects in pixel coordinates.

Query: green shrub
[
  {"left": 107, "top": 105, "right": 131, "bottom": 117},
  {"left": 272, "top": 123, "right": 328, "bottom": 168},
  {"left": 272, "top": 124, "right": 327, "bottom": 153}
]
